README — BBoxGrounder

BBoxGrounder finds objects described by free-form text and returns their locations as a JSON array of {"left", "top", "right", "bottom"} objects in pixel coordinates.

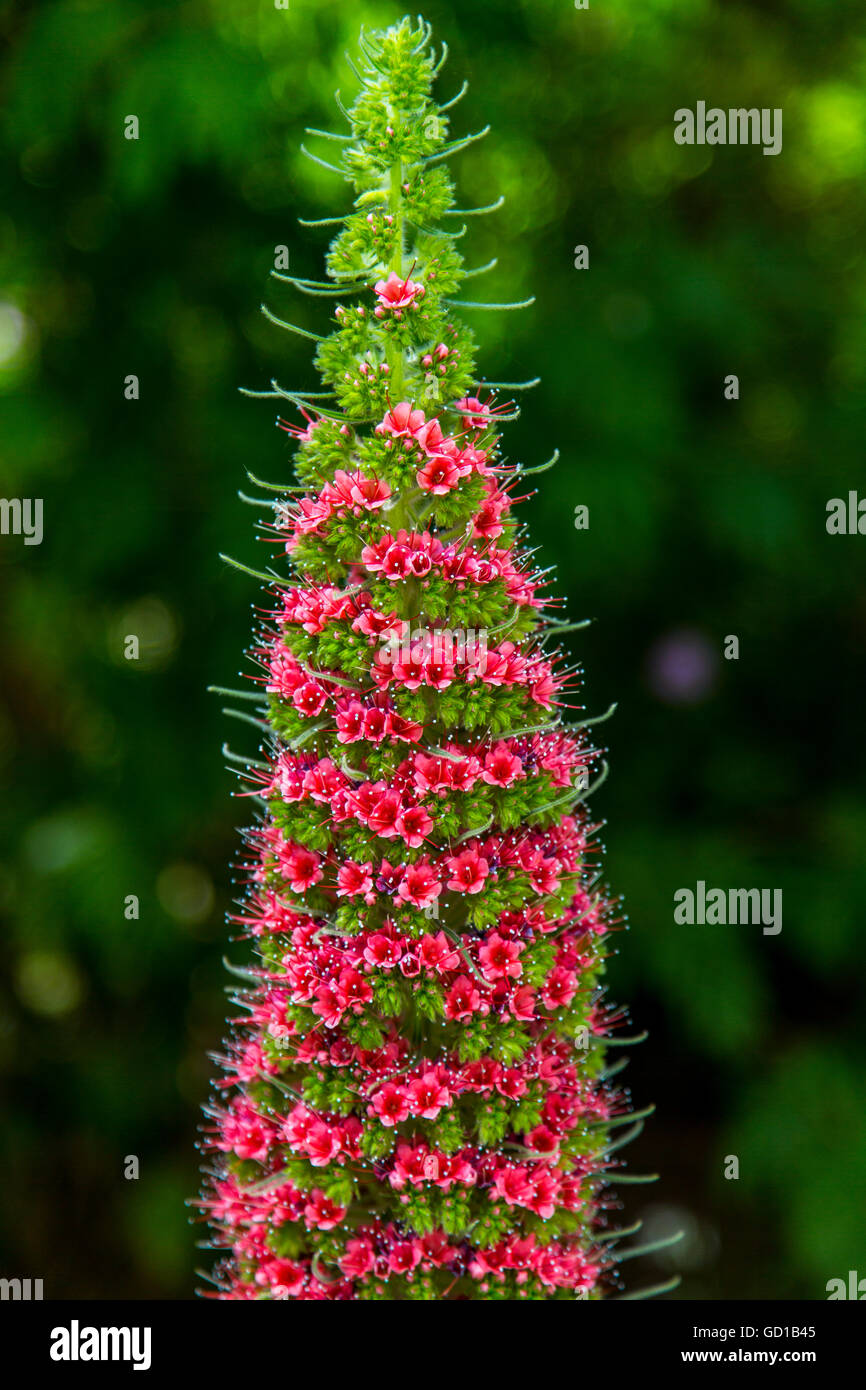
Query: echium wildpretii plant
[{"left": 198, "top": 16, "right": 661, "bottom": 1302}]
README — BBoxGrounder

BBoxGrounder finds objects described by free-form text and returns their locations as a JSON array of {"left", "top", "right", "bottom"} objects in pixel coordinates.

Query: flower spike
[{"left": 199, "top": 14, "right": 654, "bottom": 1305}]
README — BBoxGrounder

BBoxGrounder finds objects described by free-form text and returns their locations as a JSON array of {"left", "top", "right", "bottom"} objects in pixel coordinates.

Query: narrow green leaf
[
  {"left": 439, "top": 80, "right": 468, "bottom": 112},
  {"left": 445, "top": 296, "right": 535, "bottom": 311},
  {"left": 260, "top": 304, "right": 324, "bottom": 342},
  {"left": 444, "top": 196, "right": 505, "bottom": 217},
  {"left": 615, "top": 1232, "right": 684, "bottom": 1265},
  {"left": 299, "top": 143, "right": 347, "bottom": 177},
  {"left": 207, "top": 685, "right": 267, "bottom": 703}
]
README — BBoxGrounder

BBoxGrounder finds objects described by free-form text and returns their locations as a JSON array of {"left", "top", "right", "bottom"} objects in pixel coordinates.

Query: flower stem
[{"left": 387, "top": 159, "right": 406, "bottom": 401}]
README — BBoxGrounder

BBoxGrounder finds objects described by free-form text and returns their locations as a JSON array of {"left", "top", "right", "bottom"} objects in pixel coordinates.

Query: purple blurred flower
[{"left": 647, "top": 628, "right": 718, "bottom": 705}]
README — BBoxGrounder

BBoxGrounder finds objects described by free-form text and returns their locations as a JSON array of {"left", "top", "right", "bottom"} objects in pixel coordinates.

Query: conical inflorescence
[{"left": 199, "top": 15, "right": 647, "bottom": 1301}]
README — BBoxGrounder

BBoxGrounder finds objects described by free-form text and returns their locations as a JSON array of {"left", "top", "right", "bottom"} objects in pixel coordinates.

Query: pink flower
[
  {"left": 282, "top": 1104, "right": 315, "bottom": 1148},
  {"left": 279, "top": 407, "right": 322, "bottom": 445},
  {"left": 340, "top": 1238, "right": 375, "bottom": 1280},
  {"left": 381, "top": 543, "right": 414, "bottom": 581},
  {"left": 399, "top": 950, "right": 421, "bottom": 978},
  {"left": 374, "top": 271, "right": 424, "bottom": 310},
  {"left": 407, "top": 1071, "right": 450, "bottom": 1119},
  {"left": 397, "top": 862, "right": 441, "bottom": 910},
  {"left": 371, "top": 1082, "right": 411, "bottom": 1127},
  {"left": 337, "top": 967, "right": 373, "bottom": 1012},
  {"left": 363, "top": 706, "right": 390, "bottom": 741},
  {"left": 258, "top": 1258, "right": 306, "bottom": 1298},
  {"left": 363, "top": 932, "right": 403, "bottom": 970},
  {"left": 524, "top": 1125, "right": 560, "bottom": 1160},
  {"left": 305, "top": 1120, "right": 342, "bottom": 1167},
  {"left": 445, "top": 975, "right": 483, "bottom": 1021},
  {"left": 219, "top": 1102, "right": 273, "bottom": 1162},
  {"left": 413, "top": 753, "right": 452, "bottom": 795},
  {"left": 542, "top": 966, "right": 577, "bottom": 1011},
  {"left": 304, "top": 1191, "right": 347, "bottom": 1231},
  {"left": 336, "top": 861, "right": 374, "bottom": 899},
  {"left": 496, "top": 1068, "right": 527, "bottom": 1100},
  {"left": 303, "top": 758, "right": 346, "bottom": 802},
  {"left": 327, "top": 469, "right": 391, "bottom": 511},
  {"left": 447, "top": 753, "right": 482, "bottom": 793},
  {"left": 446, "top": 848, "right": 489, "bottom": 895},
  {"left": 335, "top": 699, "right": 366, "bottom": 742},
  {"left": 284, "top": 847, "right": 322, "bottom": 893},
  {"left": 418, "top": 932, "right": 460, "bottom": 972},
  {"left": 417, "top": 454, "right": 460, "bottom": 494},
  {"left": 482, "top": 742, "right": 524, "bottom": 787},
  {"left": 388, "top": 1241, "right": 421, "bottom": 1274},
  {"left": 396, "top": 804, "right": 433, "bottom": 847},
  {"left": 290, "top": 495, "right": 331, "bottom": 536},
  {"left": 478, "top": 932, "right": 524, "bottom": 982},
  {"left": 509, "top": 985, "right": 537, "bottom": 1022},
  {"left": 376, "top": 402, "right": 427, "bottom": 438},
  {"left": 531, "top": 1248, "right": 568, "bottom": 1287},
  {"left": 420, "top": 1231, "right": 457, "bottom": 1266},
  {"left": 312, "top": 985, "right": 343, "bottom": 1029},
  {"left": 293, "top": 681, "right": 328, "bottom": 717},
  {"left": 493, "top": 1165, "right": 533, "bottom": 1208},
  {"left": 527, "top": 1170, "right": 558, "bottom": 1220},
  {"left": 367, "top": 790, "right": 403, "bottom": 839},
  {"left": 415, "top": 418, "right": 449, "bottom": 458}
]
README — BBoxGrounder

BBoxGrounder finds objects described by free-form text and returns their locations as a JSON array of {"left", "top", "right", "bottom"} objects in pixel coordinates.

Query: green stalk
[{"left": 387, "top": 159, "right": 406, "bottom": 401}]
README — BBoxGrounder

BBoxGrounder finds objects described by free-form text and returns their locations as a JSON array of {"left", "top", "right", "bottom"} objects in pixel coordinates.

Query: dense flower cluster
[{"left": 199, "top": 17, "right": 640, "bottom": 1301}]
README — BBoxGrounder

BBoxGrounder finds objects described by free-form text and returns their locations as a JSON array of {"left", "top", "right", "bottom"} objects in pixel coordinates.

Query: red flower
[
  {"left": 337, "top": 967, "right": 373, "bottom": 1013},
  {"left": 306, "top": 1120, "right": 342, "bottom": 1167},
  {"left": 340, "top": 1238, "right": 375, "bottom": 1279},
  {"left": 337, "top": 860, "right": 374, "bottom": 899},
  {"left": 388, "top": 1241, "right": 421, "bottom": 1275},
  {"left": 541, "top": 966, "right": 577, "bottom": 1011},
  {"left": 418, "top": 932, "right": 460, "bottom": 972},
  {"left": 371, "top": 1083, "right": 411, "bottom": 1127},
  {"left": 363, "top": 932, "right": 403, "bottom": 970},
  {"left": 374, "top": 271, "right": 424, "bottom": 310},
  {"left": 478, "top": 931, "right": 524, "bottom": 982},
  {"left": 304, "top": 1191, "right": 347, "bottom": 1231},
  {"left": 445, "top": 975, "right": 484, "bottom": 1021},
  {"left": 420, "top": 1231, "right": 457, "bottom": 1266},
  {"left": 284, "top": 847, "right": 322, "bottom": 893},
  {"left": 397, "top": 861, "right": 441, "bottom": 910},
  {"left": 293, "top": 681, "right": 328, "bottom": 717},
  {"left": 313, "top": 986, "right": 343, "bottom": 1029},
  {"left": 524, "top": 1124, "right": 560, "bottom": 1160},
  {"left": 396, "top": 804, "right": 433, "bottom": 847},
  {"left": 376, "top": 402, "right": 427, "bottom": 438},
  {"left": 482, "top": 742, "right": 524, "bottom": 787},
  {"left": 492, "top": 1165, "right": 533, "bottom": 1208},
  {"left": 454, "top": 394, "right": 497, "bottom": 430},
  {"left": 417, "top": 453, "right": 460, "bottom": 495},
  {"left": 407, "top": 1071, "right": 451, "bottom": 1119},
  {"left": 509, "top": 985, "right": 537, "bottom": 1022},
  {"left": 446, "top": 848, "right": 489, "bottom": 895},
  {"left": 327, "top": 469, "right": 391, "bottom": 511},
  {"left": 364, "top": 792, "right": 401, "bottom": 840}
]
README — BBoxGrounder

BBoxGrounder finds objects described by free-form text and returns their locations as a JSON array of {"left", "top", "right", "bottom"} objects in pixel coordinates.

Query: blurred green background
[{"left": 2, "top": 0, "right": 865, "bottom": 1299}]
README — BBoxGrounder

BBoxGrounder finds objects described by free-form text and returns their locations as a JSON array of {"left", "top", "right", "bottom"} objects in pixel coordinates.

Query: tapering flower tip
[{"left": 201, "top": 13, "right": 641, "bottom": 1302}]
